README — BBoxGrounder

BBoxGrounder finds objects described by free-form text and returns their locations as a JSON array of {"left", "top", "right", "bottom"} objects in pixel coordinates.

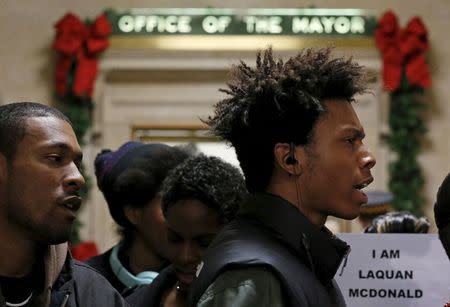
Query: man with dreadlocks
[{"left": 189, "top": 48, "right": 376, "bottom": 307}]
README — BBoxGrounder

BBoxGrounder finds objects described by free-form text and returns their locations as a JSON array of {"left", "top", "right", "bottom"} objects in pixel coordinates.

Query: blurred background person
[
  {"left": 358, "top": 191, "right": 392, "bottom": 231},
  {"left": 127, "top": 154, "right": 248, "bottom": 307},
  {"left": 365, "top": 211, "right": 430, "bottom": 233},
  {"left": 434, "top": 172, "right": 450, "bottom": 260},
  {"left": 86, "top": 141, "right": 192, "bottom": 294}
]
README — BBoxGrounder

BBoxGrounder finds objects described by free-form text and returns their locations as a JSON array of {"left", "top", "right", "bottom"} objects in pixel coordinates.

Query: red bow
[
  {"left": 70, "top": 241, "right": 99, "bottom": 261},
  {"left": 53, "top": 13, "right": 111, "bottom": 97},
  {"left": 375, "top": 11, "right": 431, "bottom": 91}
]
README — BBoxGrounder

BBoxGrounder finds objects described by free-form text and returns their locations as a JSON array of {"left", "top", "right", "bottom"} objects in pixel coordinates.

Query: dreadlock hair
[{"left": 204, "top": 47, "right": 367, "bottom": 193}]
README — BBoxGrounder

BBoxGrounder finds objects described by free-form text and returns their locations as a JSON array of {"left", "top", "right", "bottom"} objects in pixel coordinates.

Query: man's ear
[
  {"left": 273, "top": 143, "right": 302, "bottom": 176},
  {"left": 123, "top": 205, "right": 141, "bottom": 226}
]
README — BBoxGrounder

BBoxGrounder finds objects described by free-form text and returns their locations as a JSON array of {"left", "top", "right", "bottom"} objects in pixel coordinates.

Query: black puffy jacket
[{"left": 190, "top": 193, "right": 350, "bottom": 307}]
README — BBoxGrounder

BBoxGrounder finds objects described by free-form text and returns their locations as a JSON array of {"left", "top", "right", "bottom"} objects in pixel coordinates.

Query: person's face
[
  {"left": 0, "top": 116, "right": 85, "bottom": 244},
  {"left": 296, "top": 99, "right": 376, "bottom": 224},
  {"left": 165, "top": 199, "right": 221, "bottom": 292},
  {"left": 133, "top": 196, "right": 168, "bottom": 259}
]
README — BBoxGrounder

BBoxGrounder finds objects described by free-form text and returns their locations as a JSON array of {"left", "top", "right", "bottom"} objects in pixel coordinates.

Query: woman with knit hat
[{"left": 85, "top": 141, "right": 192, "bottom": 295}]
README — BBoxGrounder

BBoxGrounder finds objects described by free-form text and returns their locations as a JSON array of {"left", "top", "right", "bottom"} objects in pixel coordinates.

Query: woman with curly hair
[{"left": 126, "top": 154, "right": 247, "bottom": 307}]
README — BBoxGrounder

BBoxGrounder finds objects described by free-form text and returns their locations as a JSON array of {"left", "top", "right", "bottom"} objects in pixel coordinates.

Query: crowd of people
[{"left": 0, "top": 47, "right": 447, "bottom": 306}]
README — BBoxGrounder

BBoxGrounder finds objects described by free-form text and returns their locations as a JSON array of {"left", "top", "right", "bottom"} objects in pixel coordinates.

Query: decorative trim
[
  {"left": 110, "top": 35, "right": 375, "bottom": 51},
  {"left": 131, "top": 123, "right": 218, "bottom": 142}
]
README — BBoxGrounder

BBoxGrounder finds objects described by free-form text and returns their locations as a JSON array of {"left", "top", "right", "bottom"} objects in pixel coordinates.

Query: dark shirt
[
  {"left": 0, "top": 260, "right": 44, "bottom": 306},
  {"left": 126, "top": 266, "right": 177, "bottom": 307}
]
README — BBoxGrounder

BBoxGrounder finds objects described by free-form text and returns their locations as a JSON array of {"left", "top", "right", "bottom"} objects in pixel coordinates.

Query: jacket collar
[
  {"left": 238, "top": 193, "right": 350, "bottom": 284},
  {"left": 31, "top": 243, "right": 68, "bottom": 307}
]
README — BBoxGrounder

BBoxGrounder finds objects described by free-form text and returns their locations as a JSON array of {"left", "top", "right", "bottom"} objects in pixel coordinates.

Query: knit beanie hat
[
  {"left": 95, "top": 141, "right": 169, "bottom": 227},
  {"left": 434, "top": 172, "right": 450, "bottom": 259}
]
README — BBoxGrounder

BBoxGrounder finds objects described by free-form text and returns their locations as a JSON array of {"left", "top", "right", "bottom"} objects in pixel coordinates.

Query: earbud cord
[
  {"left": 294, "top": 174, "right": 302, "bottom": 213},
  {"left": 292, "top": 153, "right": 316, "bottom": 277},
  {"left": 290, "top": 142, "right": 302, "bottom": 214}
]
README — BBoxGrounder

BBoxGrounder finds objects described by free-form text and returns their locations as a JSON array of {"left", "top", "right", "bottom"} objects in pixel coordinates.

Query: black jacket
[
  {"left": 0, "top": 243, "right": 129, "bottom": 307},
  {"left": 125, "top": 266, "right": 177, "bottom": 307},
  {"left": 50, "top": 257, "right": 129, "bottom": 307},
  {"left": 190, "top": 193, "right": 350, "bottom": 307}
]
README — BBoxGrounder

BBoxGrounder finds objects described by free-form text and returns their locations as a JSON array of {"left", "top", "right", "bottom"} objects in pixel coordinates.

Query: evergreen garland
[
  {"left": 375, "top": 11, "right": 431, "bottom": 217},
  {"left": 387, "top": 74, "right": 427, "bottom": 216},
  {"left": 52, "top": 12, "right": 111, "bottom": 244}
]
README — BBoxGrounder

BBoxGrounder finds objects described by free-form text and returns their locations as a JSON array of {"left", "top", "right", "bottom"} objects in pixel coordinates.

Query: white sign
[{"left": 335, "top": 234, "right": 450, "bottom": 307}]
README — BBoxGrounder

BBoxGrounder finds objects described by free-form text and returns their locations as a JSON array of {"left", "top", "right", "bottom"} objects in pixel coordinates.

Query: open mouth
[
  {"left": 62, "top": 196, "right": 82, "bottom": 212},
  {"left": 354, "top": 177, "right": 374, "bottom": 191},
  {"left": 353, "top": 177, "right": 373, "bottom": 204},
  {"left": 354, "top": 182, "right": 368, "bottom": 190},
  {"left": 175, "top": 270, "right": 196, "bottom": 285}
]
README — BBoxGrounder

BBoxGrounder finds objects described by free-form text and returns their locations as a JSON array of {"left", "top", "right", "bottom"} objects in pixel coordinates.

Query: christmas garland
[
  {"left": 52, "top": 12, "right": 112, "bottom": 259},
  {"left": 375, "top": 11, "right": 431, "bottom": 216}
]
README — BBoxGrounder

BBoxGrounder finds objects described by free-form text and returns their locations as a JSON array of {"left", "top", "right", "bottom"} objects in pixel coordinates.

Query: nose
[
  {"left": 360, "top": 146, "right": 376, "bottom": 170},
  {"left": 178, "top": 243, "right": 198, "bottom": 266},
  {"left": 63, "top": 163, "right": 85, "bottom": 192}
]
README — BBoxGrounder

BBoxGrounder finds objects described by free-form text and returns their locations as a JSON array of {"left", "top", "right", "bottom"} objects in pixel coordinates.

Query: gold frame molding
[
  {"left": 111, "top": 35, "right": 374, "bottom": 51},
  {"left": 131, "top": 123, "right": 218, "bottom": 143}
]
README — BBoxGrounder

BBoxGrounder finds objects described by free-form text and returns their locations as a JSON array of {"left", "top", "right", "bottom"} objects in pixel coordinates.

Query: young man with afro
[{"left": 189, "top": 48, "right": 376, "bottom": 307}]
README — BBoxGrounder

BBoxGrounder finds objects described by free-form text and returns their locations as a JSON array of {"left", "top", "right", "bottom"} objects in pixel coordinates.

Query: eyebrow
[
  {"left": 167, "top": 228, "right": 216, "bottom": 239},
  {"left": 46, "top": 142, "right": 83, "bottom": 161},
  {"left": 340, "top": 126, "right": 365, "bottom": 138}
]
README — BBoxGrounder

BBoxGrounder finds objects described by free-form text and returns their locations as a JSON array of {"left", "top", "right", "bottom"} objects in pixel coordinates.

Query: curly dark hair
[
  {"left": 161, "top": 154, "right": 248, "bottom": 224},
  {"left": 0, "top": 102, "right": 71, "bottom": 161},
  {"left": 204, "top": 47, "right": 367, "bottom": 192}
]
